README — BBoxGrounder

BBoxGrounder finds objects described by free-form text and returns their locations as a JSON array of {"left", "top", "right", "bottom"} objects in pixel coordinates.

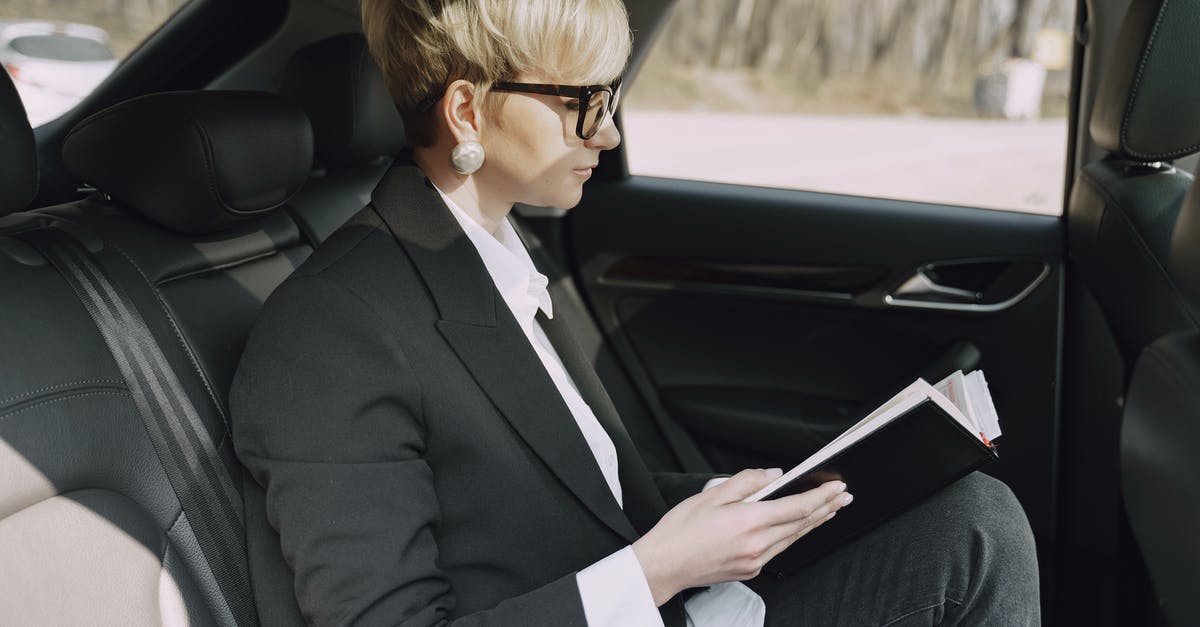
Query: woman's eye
[{"left": 564, "top": 99, "right": 582, "bottom": 112}]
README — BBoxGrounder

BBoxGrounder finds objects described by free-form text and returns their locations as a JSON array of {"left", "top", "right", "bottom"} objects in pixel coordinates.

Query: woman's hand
[{"left": 632, "top": 469, "right": 853, "bottom": 605}]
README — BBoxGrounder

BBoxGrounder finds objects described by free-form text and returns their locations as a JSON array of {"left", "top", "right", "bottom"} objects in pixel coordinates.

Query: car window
[
  {"left": 1, "top": 0, "right": 189, "bottom": 126},
  {"left": 623, "top": 0, "right": 1077, "bottom": 216}
]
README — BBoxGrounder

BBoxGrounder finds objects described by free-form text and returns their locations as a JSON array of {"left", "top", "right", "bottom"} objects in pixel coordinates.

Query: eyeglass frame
[{"left": 490, "top": 79, "right": 622, "bottom": 140}]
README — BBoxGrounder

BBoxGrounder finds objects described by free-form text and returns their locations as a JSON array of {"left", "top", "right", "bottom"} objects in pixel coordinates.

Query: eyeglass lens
[{"left": 581, "top": 89, "right": 613, "bottom": 139}]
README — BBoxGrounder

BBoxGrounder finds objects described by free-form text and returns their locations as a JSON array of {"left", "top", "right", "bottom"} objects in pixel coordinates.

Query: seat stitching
[
  {"left": 162, "top": 508, "right": 186, "bottom": 562},
  {"left": 191, "top": 117, "right": 229, "bottom": 216},
  {"left": 1120, "top": 0, "right": 1161, "bottom": 157},
  {"left": 160, "top": 539, "right": 173, "bottom": 574},
  {"left": 60, "top": 96, "right": 149, "bottom": 167},
  {"left": 155, "top": 247, "right": 281, "bottom": 287},
  {"left": 105, "top": 241, "right": 233, "bottom": 435},
  {"left": 0, "top": 390, "right": 132, "bottom": 421},
  {"left": 0, "top": 378, "right": 125, "bottom": 407},
  {"left": 0, "top": 487, "right": 141, "bottom": 524},
  {"left": 215, "top": 431, "right": 232, "bottom": 458},
  {"left": 1121, "top": 0, "right": 1200, "bottom": 160}
]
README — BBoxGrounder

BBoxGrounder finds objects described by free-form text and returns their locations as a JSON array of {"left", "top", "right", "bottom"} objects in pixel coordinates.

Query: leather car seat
[
  {"left": 1067, "top": 2, "right": 1200, "bottom": 624},
  {"left": 1067, "top": 0, "right": 1200, "bottom": 371},
  {"left": 279, "top": 33, "right": 406, "bottom": 245},
  {"left": 1120, "top": 173, "right": 1200, "bottom": 627},
  {"left": 0, "top": 64, "right": 36, "bottom": 214},
  {"left": 1, "top": 75, "right": 235, "bottom": 625},
  {"left": 0, "top": 87, "right": 314, "bottom": 626}
]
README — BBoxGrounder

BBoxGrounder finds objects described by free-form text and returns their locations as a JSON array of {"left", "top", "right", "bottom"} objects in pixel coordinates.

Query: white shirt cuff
[
  {"left": 576, "top": 545, "right": 664, "bottom": 627},
  {"left": 702, "top": 476, "right": 730, "bottom": 491}
]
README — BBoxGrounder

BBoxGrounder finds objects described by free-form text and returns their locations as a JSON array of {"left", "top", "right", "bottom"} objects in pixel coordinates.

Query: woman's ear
[{"left": 440, "top": 79, "right": 482, "bottom": 144}]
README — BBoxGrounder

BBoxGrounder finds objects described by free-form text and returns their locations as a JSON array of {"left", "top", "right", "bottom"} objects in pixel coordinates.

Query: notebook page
[{"left": 965, "top": 370, "right": 1002, "bottom": 441}]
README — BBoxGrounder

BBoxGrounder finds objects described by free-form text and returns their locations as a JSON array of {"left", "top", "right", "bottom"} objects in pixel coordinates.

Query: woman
[{"left": 231, "top": 1, "right": 1041, "bottom": 625}]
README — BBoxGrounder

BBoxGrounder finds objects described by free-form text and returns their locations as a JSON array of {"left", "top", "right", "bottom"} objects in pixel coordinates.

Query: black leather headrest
[
  {"left": 280, "top": 33, "right": 405, "bottom": 169},
  {"left": 1090, "top": 0, "right": 1200, "bottom": 162},
  {"left": 63, "top": 91, "right": 313, "bottom": 235},
  {"left": 1, "top": 69, "right": 37, "bottom": 216}
]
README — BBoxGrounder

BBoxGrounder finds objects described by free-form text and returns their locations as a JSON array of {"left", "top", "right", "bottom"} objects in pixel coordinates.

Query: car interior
[{"left": 0, "top": 0, "right": 1196, "bottom": 625}]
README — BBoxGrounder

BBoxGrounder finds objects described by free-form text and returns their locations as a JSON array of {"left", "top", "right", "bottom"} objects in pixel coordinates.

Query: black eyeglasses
[{"left": 491, "top": 79, "right": 622, "bottom": 140}]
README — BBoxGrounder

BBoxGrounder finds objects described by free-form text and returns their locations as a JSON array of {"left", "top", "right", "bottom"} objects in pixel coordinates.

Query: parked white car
[{"left": 0, "top": 21, "right": 117, "bottom": 126}]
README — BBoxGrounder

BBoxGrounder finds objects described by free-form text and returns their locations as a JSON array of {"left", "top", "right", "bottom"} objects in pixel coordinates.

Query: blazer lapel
[
  {"left": 369, "top": 160, "right": 639, "bottom": 543},
  {"left": 535, "top": 304, "right": 669, "bottom": 535},
  {"left": 531, "top": 286, "right": 687, "bottom": 627},
  {"left": 514, "top": 221, "right": 669, "bottom": 532}
]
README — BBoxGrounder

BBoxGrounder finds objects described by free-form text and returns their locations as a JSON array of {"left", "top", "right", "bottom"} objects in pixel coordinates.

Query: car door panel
[{"left": 568, "top": 175, "right": 1063, "bottom": 542}]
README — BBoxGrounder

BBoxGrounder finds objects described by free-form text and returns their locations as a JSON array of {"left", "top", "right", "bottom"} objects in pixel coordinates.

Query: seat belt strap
[{"left": 22, "top": 227, "right": 259, "bottom": 627}]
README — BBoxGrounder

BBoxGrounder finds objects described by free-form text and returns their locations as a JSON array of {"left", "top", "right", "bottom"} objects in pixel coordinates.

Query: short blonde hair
[{"left": 362, "top": 0, "right": 632, "bottom": 146}]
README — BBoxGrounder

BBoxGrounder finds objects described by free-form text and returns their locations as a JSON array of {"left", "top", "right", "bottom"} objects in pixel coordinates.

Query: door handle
[
  {"left": 890, "top": 267, "right": 982, "bottom": 303},
  {"left": 883, "top": 260, "right": 1050, "bottom": 313}
]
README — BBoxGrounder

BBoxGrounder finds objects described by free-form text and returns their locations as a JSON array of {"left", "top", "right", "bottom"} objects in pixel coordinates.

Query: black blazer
[{"left": 231, "top": 160, "right": 711, "bottom": 627}]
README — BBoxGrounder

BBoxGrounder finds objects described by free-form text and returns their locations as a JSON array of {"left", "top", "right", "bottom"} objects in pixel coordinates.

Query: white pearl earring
[{"left": 450, "top": 140, "right": 485, "bottom": 175}]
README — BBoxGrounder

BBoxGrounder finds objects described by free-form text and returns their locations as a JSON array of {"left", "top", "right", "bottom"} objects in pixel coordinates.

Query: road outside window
[
  {"left": 1, "top": 0, "right": 188, "bottom": 126},
  {"left": 623, "top": 0, "right": 1076, "bottom": 216}
]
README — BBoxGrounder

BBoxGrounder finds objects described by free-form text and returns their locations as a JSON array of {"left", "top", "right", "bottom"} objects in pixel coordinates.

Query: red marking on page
[{"left": 980, "top": 432, "right": 995, "bottom": 448}]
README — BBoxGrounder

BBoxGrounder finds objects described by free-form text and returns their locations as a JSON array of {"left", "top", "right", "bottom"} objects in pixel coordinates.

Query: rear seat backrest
[
  {"left": 0, "top": 88, "right": 312, "bottom": 626},
  {"left": 0, "top": 68, "right": 36, "bottom": 215},
  {"left": 1067, "top": 0, "right": 1200, "bottom": 370},
  {"left": 50, "top": 90, "right": 316, "bottom": 411},
  {"left": 2, "top": 66, "right": 223, "bottom": 627},
  {"left": 280, "top": 33, "right": 405, "bottom": 244},
  {"left": 2, "top": 32, "right": 405, "bottom": 624}
]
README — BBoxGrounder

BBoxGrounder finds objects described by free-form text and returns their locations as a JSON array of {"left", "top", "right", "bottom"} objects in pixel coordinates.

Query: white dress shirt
[{"left": 436, "top": 186, "right": 765, "bottom": 627}]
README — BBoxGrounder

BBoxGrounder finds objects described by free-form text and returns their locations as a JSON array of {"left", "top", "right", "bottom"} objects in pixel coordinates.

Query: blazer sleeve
[
  {"left": 652, "top": 472, "right": 720, "bottom": 508},
  {"left": 231, "top": 275, "right": 588, "bottom": 627}
]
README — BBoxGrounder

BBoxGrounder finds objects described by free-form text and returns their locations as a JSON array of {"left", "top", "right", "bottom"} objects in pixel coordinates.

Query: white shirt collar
[{"left": 433, "top": 184, "right": 554, "bottom": 331}]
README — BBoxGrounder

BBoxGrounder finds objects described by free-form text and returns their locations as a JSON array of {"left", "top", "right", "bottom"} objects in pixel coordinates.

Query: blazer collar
[
  {"left": 369, "top": 158, "right": 644, "bottom": 542},
  {"left": 369, "top": 155, "right": 496, "bottom": 326}
]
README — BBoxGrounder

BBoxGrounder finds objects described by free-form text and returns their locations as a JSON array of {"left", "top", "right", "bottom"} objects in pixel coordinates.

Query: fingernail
[
  {"left": 839, "top": 492, "right": 854, "bottom": 506},
  {"left": 766, "top": 467, "right": 783, "bottom": 479},
  {"left": 836, "top": 481, "right": 847, "bottom": 493}
]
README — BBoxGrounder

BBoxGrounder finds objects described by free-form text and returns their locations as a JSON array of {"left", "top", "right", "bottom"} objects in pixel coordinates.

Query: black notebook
[{"left": 744, "top": 371, "right": 1002, "bottom": 575}]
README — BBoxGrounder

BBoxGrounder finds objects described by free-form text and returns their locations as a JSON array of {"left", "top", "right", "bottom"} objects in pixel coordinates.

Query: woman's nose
[{"left": 586, "top": 113, "right": 621, "bottom": 150}]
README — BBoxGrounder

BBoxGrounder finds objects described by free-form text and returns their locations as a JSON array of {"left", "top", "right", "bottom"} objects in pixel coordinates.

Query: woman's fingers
[
  {"left": 751, "top": 488, "right": 853, "bottom": 564},
  {"left": 754, "top": 480, "right": 850, "bottom": 527},
  {"left": 775, "top": 490, "right": 851, "bottom": 537},
  {"left": 707, "top": 468, "right": 785, "bottom": 504},
  {"left": 759, "top": 508, "right": 840, "bottom": 569},
  {"left": 634, "top": 470, "right": 856, "bottom": 592}
]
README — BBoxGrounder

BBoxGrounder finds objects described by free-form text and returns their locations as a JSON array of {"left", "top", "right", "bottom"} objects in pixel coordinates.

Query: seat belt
[{"left": 21, "top": 227, "right": 259, "bottom": 627}]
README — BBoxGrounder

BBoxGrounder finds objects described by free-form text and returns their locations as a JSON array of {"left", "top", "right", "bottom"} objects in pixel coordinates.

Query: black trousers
[{"left": 748, "top": 472, "right": 1041, "bottom": 626}]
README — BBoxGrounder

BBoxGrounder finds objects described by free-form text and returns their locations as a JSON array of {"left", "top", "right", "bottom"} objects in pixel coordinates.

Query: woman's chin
[{"left": 550, "top": 186, "right": 586, "bottom": 210}]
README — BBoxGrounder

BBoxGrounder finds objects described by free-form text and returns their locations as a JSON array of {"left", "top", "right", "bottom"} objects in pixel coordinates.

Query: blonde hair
[{"left": 362, "top": 0, "right": 632, "bottom": 146}]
